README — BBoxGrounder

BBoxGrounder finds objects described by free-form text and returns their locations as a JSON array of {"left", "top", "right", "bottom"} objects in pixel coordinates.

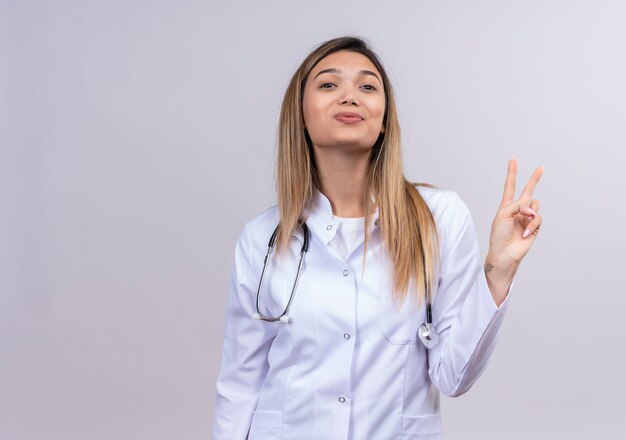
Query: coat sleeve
[
  {"left": 212, "top": 224, "right": 279, "bottom": 439},
  {"left": 427, "top": 191, "right": 513, "bottom": 397}
]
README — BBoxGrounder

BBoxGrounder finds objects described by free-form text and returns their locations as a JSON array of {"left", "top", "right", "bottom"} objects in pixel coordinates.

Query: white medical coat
[{"left": 213, "top": 186, "right": 512, "bottom": 440}]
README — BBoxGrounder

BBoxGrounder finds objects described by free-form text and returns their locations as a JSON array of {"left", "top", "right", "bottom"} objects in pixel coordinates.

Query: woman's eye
[
  {"left": 319, "top": 82, "right": 336, "bottom": 89},
  {"left": 361, "top": 84, "right": 377, "bottom": 91}
]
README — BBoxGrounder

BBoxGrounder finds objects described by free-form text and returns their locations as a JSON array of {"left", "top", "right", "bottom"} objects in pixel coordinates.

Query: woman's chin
[{"left": 315, "top": 137, "right": 378, "bottom": 152}]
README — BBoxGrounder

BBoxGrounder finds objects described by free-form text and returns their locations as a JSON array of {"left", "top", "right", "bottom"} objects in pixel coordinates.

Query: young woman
[{"left": 212, "top": 36, "right": 543, "bottom": 439}]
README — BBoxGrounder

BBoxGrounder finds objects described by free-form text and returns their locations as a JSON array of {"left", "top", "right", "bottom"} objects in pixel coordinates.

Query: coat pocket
[
  {"left": 248, "top": 410, "right": 283, "bottom": 439},
  {"left": 379, "top": 298, "right": 423, "bottom": 345},
  {"left": 401, "top": 413, "right": 442, "bottom": 439},
  {"left": 380, "top": 314, "right": 421, "bottom": 344}
]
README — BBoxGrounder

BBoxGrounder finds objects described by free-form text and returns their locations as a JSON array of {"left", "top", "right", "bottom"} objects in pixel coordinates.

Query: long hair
[{"left": 276, "top": 36, "right": 440, "bottom": 306}]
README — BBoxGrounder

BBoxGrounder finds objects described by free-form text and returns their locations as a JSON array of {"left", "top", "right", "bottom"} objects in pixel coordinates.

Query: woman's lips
[{"left": 334, "top": 113, "right": 364, "bottom": 124}]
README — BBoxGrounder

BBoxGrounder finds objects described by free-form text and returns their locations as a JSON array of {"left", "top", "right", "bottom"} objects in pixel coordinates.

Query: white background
[{"left": 1, "top": 0, "right": 625, "bottom": 438}]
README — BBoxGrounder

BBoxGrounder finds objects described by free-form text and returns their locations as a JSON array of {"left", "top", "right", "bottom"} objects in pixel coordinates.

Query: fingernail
[
  {"left": 528, "top": 207, "right": 537, "bottom": 215},
  {"left": 523, "top": 229, "right": 530, "bottom": 238}
]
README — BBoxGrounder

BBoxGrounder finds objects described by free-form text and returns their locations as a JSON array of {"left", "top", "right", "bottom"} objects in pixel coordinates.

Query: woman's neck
[{"left": 314, "top": 147, "right": 369, "bottom": 218}]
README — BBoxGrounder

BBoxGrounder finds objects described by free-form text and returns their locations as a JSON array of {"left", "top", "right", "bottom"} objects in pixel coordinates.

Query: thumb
[{"left": 503, "top": 199, "right": 537, "bottom": 218}]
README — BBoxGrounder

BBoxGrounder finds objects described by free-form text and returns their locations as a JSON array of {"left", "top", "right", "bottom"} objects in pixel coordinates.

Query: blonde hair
[{"left": 276, "top": 36, "right": 440, "bottom": 306}]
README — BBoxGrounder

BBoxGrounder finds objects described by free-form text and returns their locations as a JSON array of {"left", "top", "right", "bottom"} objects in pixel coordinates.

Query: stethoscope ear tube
[
  {"left": 301, "top": 223, "right": 310, "bottom": 252},
  {"left": 255, "top": 223, "right": 308, "bottom": 324},
  {"left": 267, "top": 225, "right": 279, "bottom": 248}
]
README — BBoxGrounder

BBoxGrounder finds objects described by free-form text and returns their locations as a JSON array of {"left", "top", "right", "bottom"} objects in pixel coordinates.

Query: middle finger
[{"left": 519, "top": 166, "right": 545, "bottom": 202}]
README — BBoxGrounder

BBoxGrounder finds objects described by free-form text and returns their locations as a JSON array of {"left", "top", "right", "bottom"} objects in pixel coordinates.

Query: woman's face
[{"left": 302, "top": 50, "right": 386, "bottom": 153}]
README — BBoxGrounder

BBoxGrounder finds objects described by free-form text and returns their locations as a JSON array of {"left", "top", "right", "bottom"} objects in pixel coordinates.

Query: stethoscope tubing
[
  {"left": 254, "top": 223, "right": 309, "bottom": 323},
  {"left": 253, "top": 222, "right": 438, "bottom": 347}
]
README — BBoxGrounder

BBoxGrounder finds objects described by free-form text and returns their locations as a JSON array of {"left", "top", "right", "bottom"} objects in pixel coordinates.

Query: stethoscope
[{"left": 252, "top": 223, "right": 439, "bottom": 349}]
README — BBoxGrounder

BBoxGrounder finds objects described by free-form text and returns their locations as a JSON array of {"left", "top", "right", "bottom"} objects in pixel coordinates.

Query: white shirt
[
  {"left": 328, "top": 215, "right": 366, "bottom": 260},
  {"left": 213, "top": 186, "right": 512, "bottom": 440}
]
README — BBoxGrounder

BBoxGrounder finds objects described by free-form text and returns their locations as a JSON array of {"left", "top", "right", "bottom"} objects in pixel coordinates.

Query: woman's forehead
[{"left": 311, "top": 51, "right": 381, "bottom": 77}]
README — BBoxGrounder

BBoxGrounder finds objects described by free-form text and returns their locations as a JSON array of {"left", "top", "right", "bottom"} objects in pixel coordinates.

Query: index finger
[
  {"left": 500, "top": 158, "right": 518, "bottom": 207},
  {"left": 519, "top": 165, "right": 545, "bottom": 202}
]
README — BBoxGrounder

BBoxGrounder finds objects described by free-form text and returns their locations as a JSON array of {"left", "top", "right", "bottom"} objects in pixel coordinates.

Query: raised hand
[{"left": 485, "top": 158, "right": 544, "bottom": 305}]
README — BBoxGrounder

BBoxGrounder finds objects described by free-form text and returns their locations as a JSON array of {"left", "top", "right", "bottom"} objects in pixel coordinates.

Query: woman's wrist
[{"left": 484, "top": 252, "right": 519, "bottom": 307}]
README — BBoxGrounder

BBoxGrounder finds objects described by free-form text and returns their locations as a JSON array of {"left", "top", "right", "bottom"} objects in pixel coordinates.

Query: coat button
[
  {"left": 326, "top": 224, "right": 333, "bottom": 230},
  {"left": 344, "top": 333, "right": 351, "bottom": 340},
  {"left": 338, "top": 396, "right": 346, "bottom": 403},
  {"left": 342, "top": 270, "right": 349, "bottom": 276}
]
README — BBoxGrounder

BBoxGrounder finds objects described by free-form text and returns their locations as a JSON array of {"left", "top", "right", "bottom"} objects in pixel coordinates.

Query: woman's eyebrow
[{"left": 314, "top": 68, "right": 381, "bottom": 83}]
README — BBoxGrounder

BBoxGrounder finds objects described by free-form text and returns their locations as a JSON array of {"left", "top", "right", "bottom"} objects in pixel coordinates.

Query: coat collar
[{"left": 303, "top": 189, "right": 379, "bottom": 245}]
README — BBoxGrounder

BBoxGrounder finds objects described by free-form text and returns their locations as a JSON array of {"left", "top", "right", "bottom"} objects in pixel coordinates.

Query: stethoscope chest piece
[
  {"left": 418, "top": 322, "right": 438, "bottom": 349},
  {"left": 417, "top": 302, "right": 438, "bottom": 349}
]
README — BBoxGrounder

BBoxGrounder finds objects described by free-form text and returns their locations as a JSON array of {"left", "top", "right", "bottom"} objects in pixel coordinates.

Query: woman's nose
[{"left": 338, "top": 93, "right": 358, "bottom": 105}]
